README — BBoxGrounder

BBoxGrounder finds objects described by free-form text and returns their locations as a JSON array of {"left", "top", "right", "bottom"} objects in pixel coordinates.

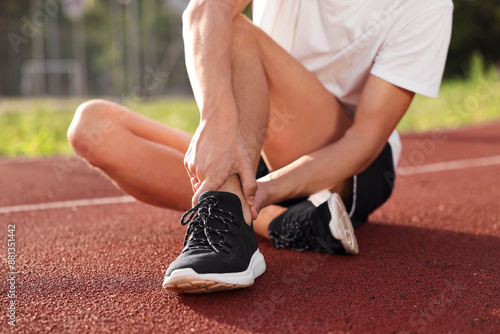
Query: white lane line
[
  {"left": 397, "top": 154, "right": 500, "bottom": 176},
  {"left": 0, "top": 196, "right": 136, "bottom": 214}
]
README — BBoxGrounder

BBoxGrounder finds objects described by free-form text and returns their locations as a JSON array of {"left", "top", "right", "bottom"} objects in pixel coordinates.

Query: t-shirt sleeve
[{"left": 370, "top": 3, "right": 453, "bottom": 97}]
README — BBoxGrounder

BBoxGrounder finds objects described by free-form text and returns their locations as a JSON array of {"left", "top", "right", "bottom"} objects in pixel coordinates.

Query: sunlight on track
[
  {"left": 0, "top": 196, "right": 136, "bottom": 214},
  {"left": 397, "top": 154, "right": 500, "bottom": 176}
]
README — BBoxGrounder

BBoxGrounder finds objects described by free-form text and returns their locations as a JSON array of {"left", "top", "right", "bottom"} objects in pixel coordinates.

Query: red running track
[{"left": 1, "top": 122, "right": 499, "bottom": 333}]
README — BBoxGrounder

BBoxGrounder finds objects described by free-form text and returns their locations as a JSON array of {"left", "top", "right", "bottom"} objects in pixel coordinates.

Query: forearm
[
  {"left": 261, "top": 75, "right": 413, "bottom": 207},
  {"left": 262, "top": 131, "right": 383, "bottom": 205},
  {"left": 182, "top": 1, "right": 262, "bottom": 208},
  {"left": 183, "top": 1, "right": 240, "bottom": 122}
]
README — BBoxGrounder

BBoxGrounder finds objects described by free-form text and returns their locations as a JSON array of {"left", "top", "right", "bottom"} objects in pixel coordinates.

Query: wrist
[
  {"left": 258, "top": 174, "right": 284, "bottom": 206},
  {"left": 259, "top": 158, "right": 312, "bottom": 205},
  {"left": 199, "top": 95, "right": 238, "bottom": 123}
]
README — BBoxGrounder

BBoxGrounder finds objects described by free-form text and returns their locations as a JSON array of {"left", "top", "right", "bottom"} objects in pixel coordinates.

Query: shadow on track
[{"left": 178, "top": 223, "right": 500, "bottom": 333}]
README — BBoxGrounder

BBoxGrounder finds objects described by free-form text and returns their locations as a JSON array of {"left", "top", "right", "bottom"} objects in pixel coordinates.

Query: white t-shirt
[{"left": 253, "top": 0, "right": 453, "bottom": 116}]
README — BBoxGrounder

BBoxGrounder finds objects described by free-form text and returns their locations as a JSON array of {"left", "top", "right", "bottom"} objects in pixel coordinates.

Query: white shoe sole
[
  {"left": 327, "top": 193, "right": 359, "bottom": 255},
  {"left": 162, "top": 249, "right": 266, "bottom": 294}
]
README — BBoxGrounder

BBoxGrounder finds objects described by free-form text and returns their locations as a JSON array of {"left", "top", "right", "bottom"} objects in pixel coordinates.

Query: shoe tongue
[
  {"left": 185, "top": 191, "right": 244, "bottom": 251},
  {"left": 198, "top": 191, "right": 244, "bottom": 222}
]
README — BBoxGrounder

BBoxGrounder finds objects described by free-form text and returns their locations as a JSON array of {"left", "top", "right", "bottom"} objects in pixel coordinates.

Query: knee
[{"left": 67, "top": 99, "right": 117, "bottom": 163}]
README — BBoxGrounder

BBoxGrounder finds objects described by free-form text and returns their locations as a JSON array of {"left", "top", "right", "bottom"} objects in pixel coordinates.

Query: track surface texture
[{"left": 1, "top": 122, "right": 499, "bottom": 333}]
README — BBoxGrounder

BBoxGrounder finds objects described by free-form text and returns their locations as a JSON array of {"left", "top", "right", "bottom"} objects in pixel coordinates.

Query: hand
[
  {"left": 184, "top": 120, "right": 258, "bottom": 206},
  {"left": 249, "top": 180, "right": 270, "bottom": 220}
]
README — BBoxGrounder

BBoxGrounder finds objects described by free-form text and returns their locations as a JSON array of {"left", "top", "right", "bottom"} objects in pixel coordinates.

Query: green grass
[
  {"left": 398, "top": 53, "right": 500, "bottom": 132},
  {"left": 0, "top": 97, "right": 200, "bottom": 157},
  {"left": 1, "top": 54, "right": 499, "bottom": 157}
]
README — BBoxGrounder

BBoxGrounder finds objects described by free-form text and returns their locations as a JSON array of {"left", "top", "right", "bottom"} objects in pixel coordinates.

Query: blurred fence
[{"left": 0, "top": 0, "right": 190, "bottom": 97}]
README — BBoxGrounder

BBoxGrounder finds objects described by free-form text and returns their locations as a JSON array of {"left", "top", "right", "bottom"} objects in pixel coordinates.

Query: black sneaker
[
  {"left": 268, "top": 193, "right": 359, "bottom": 255},
  {"left": 163, "top": 191, "right": 266, "bottom": 294}
]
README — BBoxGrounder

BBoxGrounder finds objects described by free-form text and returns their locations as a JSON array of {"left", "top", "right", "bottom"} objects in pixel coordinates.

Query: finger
[
  {"left": 190, "top": 177, "right": 198, "bottom": 190},
  {"left": 183, "top": 151, "right": 195, "bottom": 179},
  {"left": 238, "top": 162, "right": 258, "bottom": 206},
  {"left": 192, "top": 178, "right": 220, "bottom": 205},
  {"left": 184, "top": 161, "right": 195, "bottom": 179},
  {"left": 250, "top": 206, "right": 258, "bottom": 220},
  {"left": 190, "top": 179, "right": 202, "bottom": 193}
]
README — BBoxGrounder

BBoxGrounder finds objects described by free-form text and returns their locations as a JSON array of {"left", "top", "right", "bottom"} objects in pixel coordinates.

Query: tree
[{"left": 446, "top": 0, "right": 500, "bottom": 77}]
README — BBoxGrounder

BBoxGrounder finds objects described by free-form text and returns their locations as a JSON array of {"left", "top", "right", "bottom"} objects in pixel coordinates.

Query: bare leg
[
  {"left": 225, "top": 16, "right": 354, "bottom": 236},
  {"left": 67, "top": 99, "right": 193, "bottom": 212}
]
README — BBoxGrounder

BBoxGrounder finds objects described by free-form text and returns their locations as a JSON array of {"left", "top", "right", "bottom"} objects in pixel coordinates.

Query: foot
[
  {"left": 163, "top": 191, "right": 266, "bottom": 294},
  {"left": 268, "top": 193, "right": 359, "bottom": 255}
]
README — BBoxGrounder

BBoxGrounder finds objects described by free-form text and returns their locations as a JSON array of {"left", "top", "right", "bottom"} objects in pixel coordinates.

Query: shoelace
[
  {"left": 271, "top": 207, "right": 338, "bottom": 253},
  {"left": 271, "top": 209, "right": 318, "bottom": 252},
  {"left": 180, "top": 195, "right": 236, "bottom": 253}
]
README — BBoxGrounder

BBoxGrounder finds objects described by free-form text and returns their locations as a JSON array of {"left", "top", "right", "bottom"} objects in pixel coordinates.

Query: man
[{"left": 67, "top": 0, "right": 453, "bottom": 293}]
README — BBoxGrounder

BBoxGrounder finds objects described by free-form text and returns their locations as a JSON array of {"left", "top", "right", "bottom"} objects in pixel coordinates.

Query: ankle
[
  {"left": 237, "top": 195, "right": 253, "bottom": 226},
  {"left": 329, "top": 178, "right": 353, "bottom": 210},
  {"left": 218, "top": 176, "right": 253, "bottom": 225}
]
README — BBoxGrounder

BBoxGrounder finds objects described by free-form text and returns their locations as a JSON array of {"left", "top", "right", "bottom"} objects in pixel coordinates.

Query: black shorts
[{"left": 256, "top": 143, "right": 395, "bottom": 229}]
